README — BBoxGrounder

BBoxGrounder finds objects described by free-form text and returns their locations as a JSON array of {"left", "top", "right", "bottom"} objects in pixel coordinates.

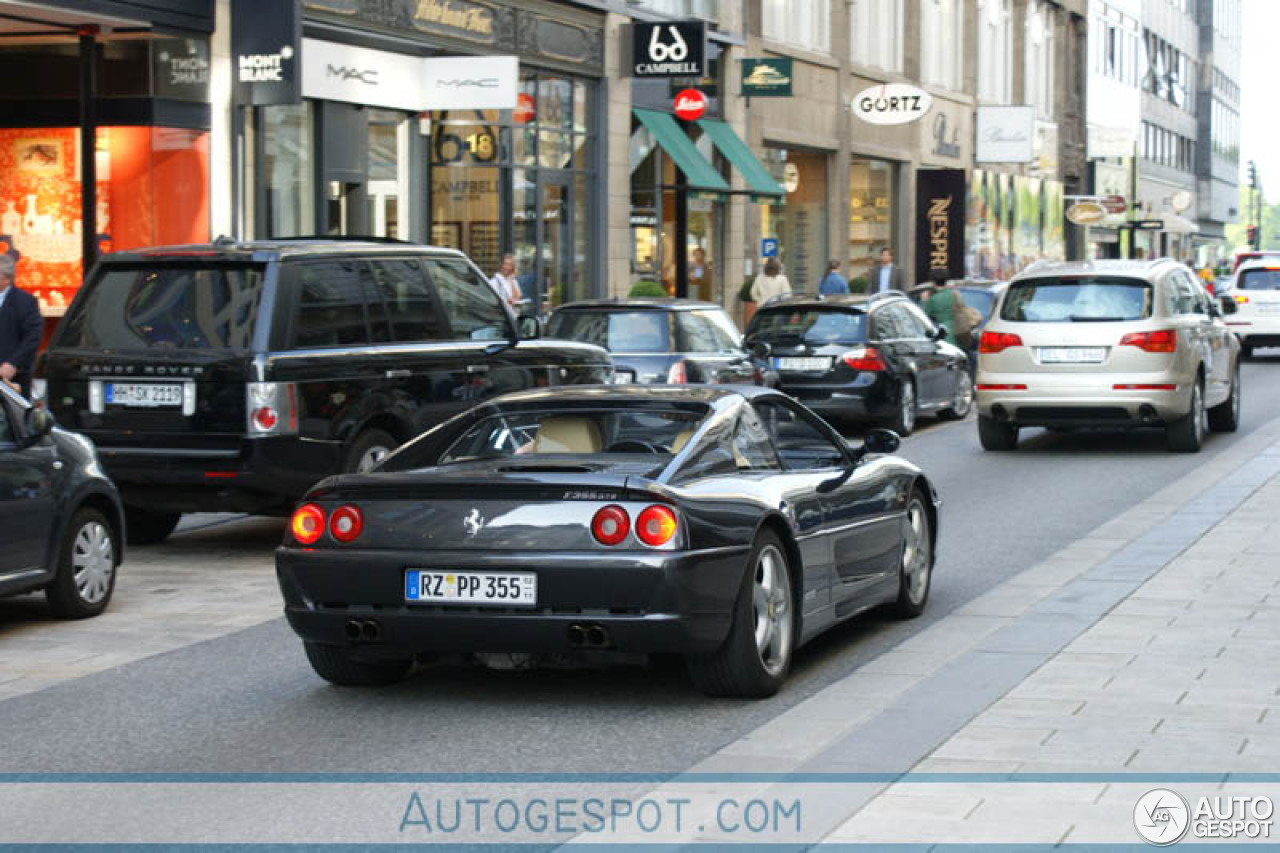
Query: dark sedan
[
  {"left": 745, "top": 293, "right": 972, "bottom": 436},
  {"left": 546, "top": 299, "right": 770, "bottom": 386},
  {"left": 276, "top": 386, "right": 940, "bottom": 698},
  {"left": 0, "top": 383, "right": 124, "bottom": 618}
]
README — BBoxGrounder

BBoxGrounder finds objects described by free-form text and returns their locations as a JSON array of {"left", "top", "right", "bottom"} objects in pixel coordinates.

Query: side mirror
[
  {"left": 930, "top": 325, "right": 947, "bottom": 341},
  {"left": 1218, "top": 295, "right": 1238, "bottom": 316},
  {"left": 22, "top": 407, "right": 54, "bottom": 447},
  {"left": 862, "top": 428, "right": 901, "bottom": 455},
  {"left": 750, "top": 341, "right": 772, "bottom": 359},
  {"left": 518, "top": 315, "right": 541, "bottom": 339}
]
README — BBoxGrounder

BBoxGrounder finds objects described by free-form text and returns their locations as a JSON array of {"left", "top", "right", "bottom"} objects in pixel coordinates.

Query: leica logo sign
[{"left": 674, "top": 88, "right": 707, "bottom": 121}]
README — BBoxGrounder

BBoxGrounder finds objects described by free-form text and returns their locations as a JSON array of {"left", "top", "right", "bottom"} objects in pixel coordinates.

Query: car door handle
[{"left": 385, "top": 369, "right": 411, "bottom": 379}]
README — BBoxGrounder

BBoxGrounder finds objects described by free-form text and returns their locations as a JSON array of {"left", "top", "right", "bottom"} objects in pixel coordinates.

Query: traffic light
[
  {"left": 1249, "top": 161, "right": 1258, "bottom": 189},
  {"left": 1248, "top": 225, "right": 1259, "bottom": 248}
]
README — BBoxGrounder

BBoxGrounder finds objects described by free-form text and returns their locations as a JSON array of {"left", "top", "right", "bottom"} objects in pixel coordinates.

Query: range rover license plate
[{"left": 105, "top": 382, "right": 184, "bottom": 408}]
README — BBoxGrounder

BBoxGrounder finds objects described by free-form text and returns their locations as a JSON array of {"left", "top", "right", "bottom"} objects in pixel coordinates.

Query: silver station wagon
[{"left": 975, "top": 259, "right": 1241, "bottom": 452}]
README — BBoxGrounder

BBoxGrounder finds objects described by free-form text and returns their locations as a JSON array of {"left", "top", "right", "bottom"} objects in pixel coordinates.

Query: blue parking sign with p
[{"left": 761, "top": 238, "right": 779, "bottom": 258}]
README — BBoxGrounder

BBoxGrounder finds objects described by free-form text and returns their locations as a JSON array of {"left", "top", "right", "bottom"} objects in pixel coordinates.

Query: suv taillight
[
  {"left": 979, "top": 332, "right": 1024, "bottom": 354},
  {"left": 1119, "top": 330, "right": 1177, "bottom": 353},
  {"left": 247, "top": 382, "right": 298, "bottom": 436}
]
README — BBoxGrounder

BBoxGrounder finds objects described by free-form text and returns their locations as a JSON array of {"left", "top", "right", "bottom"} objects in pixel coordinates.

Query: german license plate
[
  {"left": 1039, "top": 347, "right": 1106, "bottom": 364},
  {"left": 405, "top": 570, "right": 536, "bottom": 606},
  {"left": 777, "top": 356, "right": 831, "bottom": 371},
  {"left": 105, "top": 382, "right": 183, "bottom": 407}
]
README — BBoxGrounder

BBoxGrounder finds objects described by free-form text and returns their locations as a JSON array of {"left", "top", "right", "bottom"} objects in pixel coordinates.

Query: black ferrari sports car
[{"left": 276, "top": 386, "right": 940, "bottom": 698}]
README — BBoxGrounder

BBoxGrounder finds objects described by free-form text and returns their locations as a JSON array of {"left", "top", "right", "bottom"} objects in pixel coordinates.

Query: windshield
[
  {"left": 438, "top": 407, "right": 708, "bottom": 463},
  {"left": 750, "top": 308, "right": 869, "bottom": 345},
  {"left": 58, "top": 264, "right": 266, "bottom": 350},
  {"left": 673, "top": 310, "right": 743, "bottom": 353},
  {"left": 547, "top": 311, "right": 672, "bottom": 354},
  {"left": 999, "top": 277, "right": 1152, "bottom": 323},
  {"left": 1238, "top": 269, "right": 1280, "bottom": 291},
  {"left": 957, "top": 289, "right": 996, "bottom": 321}
]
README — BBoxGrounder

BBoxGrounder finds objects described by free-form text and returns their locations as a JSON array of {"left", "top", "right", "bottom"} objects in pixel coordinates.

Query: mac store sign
[{"left": 301, "top": 38, "right": 518, "bottom": 111}]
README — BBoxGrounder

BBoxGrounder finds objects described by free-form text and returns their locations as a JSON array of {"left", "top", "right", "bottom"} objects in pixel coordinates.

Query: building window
[
  {"left": 761, "top": 147, "right": 828, "bottom": 291},
  {"left": 1142, "top": 30, "right": 1194, "bottom": 114},
  {"left": 920, "top": 0, "right": 964, "bottom": 91},
  {"left": 627, "top": 0, "right": 717, "bottom": 19},
  {"left": 976, "top": 0, "right": 1012, "bottom": 103},
  {"left": 762, "top": 0, "right": 831, "bottom": 53},
  {"left": 850, "top": 0, "right": 903, "bottom": 73},
  {"left": 1025, "top": 0, "right": 1055, "bottom": 119}
]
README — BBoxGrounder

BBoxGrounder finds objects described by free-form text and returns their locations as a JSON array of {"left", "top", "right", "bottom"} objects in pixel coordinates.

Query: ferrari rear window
[
  {"left": 438, "top": 408, "right": 707, "bottom": 463},
  {"left": 1000, "top": 277, "right": 1152, "bottom": 323}
]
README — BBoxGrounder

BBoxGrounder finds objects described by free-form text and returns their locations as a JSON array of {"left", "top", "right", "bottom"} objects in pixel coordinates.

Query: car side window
[
  {"left": 366, "top": 259, "right": 446, "bottom": 342},
  {"left": 426, "top": 258, "right": 511, "bottom": 341},
  {"left": 899, "top": 302, "right": 935, "bottom": 339},
  {"left": 870, "top": 306, "right": 901, "bottom": 341},
  {"left": 753, "top": 400, "right": 846, "bottom": 471},
  {"left": 292, "top": 261, "right": 371, "bottom": 348},
  {"left": 1168, "top": 273, "right": 1200, "bottom": 316},
  {"left": 732, "top": 408, "right": 782, "bottom": 471},
  {"left": 675, "top": 310, "right": 742, "bottom": 353}
]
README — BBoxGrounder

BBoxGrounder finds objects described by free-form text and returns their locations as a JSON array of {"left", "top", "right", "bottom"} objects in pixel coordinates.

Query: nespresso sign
[
  {"left": 915, "top": 169, "right": 966, "bottom": 281},
  {"left": 232, "top": 0, "right": 301, "bottom": 105},
  {"left": 302, "top": 39, "right": 517, "bottom": 111}
]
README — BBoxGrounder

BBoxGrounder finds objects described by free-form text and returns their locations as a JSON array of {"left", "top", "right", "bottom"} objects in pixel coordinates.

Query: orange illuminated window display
[{"left": 0, "top": 126, "right": 209, "bottom": 317}]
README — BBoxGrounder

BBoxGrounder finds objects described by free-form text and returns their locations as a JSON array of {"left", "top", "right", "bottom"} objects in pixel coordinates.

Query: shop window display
[
  {"left": 0, "top": 126, "right": 209, "bottom": 317},
  {"left": 848, "top": 159, "right": 895, "bottom": 292}
]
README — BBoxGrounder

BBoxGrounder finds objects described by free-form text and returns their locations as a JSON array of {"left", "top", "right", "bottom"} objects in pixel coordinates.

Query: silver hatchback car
[{"left": 975, "top": 259, "right": 1241, "bottom": 452}]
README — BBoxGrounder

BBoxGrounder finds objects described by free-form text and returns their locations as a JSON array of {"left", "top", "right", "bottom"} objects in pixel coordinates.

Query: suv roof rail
[{"left": 270, "top": 234, "right": 417, "bottom": 245}]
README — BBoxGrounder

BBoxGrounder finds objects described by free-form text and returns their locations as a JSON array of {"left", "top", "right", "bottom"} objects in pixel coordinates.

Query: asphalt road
[{"left": 4, "top": 356, "right": 1280, "bottom": 775}]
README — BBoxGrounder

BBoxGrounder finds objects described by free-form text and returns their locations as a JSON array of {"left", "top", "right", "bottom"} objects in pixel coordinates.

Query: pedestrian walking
[
  {"left": 489, "top": 253, "right": 523, "bottom": 309},
  {"left": 750, "top": 258, "right": 791, "bottom": 304},
  {"left": 0, "top": 254, "right": 41, "bottom": 398},
  {"left": 873, "top": 247, "right": 905, "bottom": 293},
  {"left": 817, "top": 259, "right": 849, "bottom": 296},
  {"left": 922, "top": 269, "right": 981, "bottom": 373}
]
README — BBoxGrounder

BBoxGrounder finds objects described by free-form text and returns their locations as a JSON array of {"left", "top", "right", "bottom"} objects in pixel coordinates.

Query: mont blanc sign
[{"left": 851, "top": 84, "right": 932, "bottom": 126}]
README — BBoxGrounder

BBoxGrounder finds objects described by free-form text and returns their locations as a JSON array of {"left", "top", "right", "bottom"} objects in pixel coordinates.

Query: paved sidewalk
[{"left": 0, "top": 515, "right": 282, "bottom": 701}]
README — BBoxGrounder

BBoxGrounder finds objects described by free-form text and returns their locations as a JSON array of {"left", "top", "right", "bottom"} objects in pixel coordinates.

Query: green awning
[
  {"left": 696, "top": 118, "right": 786, "bottom": 199},
  {"left": 633, "top": 108, "right": 730, "bottom": 194}
]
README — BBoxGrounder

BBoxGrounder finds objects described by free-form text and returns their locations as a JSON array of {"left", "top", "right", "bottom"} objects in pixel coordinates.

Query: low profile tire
[
  {"left": 892, "top": 492, "right": 933, "bottom": 619},
  {"left": 977, "top": 414, "right": 1018, "bottom": 450},
  {"left": 1167, "top": 378, "right": 1206, "bottom": 452},
  {"left": 303, "top": 642, "right": 412, "bottom": 686},
  {"left": 686, "top": 531, "right": 795, "bottom": 699},
  {"left": 938, "top": 371, "right": 974, "bottom": 421},
  {"left": 123, "top": 506, "right": 181, "bottom": 545},
  {"left": 886, "top": 379, "right": 917, "bottom": 437},
  {"left": 46, "top": 508, "right": 117, "bottom": 619},
  {"left": 345, "top": 428, "right": 398, "bottom": 474},
  {"left": 1208, "top": 363, "right": 1241, "bottom": 433}
]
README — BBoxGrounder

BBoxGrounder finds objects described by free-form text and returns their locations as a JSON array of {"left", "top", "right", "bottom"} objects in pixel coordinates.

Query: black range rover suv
[{"left": 38, "top": 240, "right": 611, "bottom": 543}]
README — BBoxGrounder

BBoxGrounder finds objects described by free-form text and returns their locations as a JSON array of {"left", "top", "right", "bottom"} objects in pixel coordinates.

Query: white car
[
  {"left": 975, "top": 259, "right": 1241, "bottom": 452},
  {"left": 1222, "top": 260, "right": 1280, "bottom": 358}
]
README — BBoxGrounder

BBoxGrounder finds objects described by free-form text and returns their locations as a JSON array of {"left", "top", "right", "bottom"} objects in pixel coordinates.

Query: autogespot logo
[{"left": 1135, "top": 789, "right": 1191, "bottom": 846}]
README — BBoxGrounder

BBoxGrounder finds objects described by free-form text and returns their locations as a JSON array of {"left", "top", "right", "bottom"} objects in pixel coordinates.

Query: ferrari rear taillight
[
  {"left": 329, "top": 505, "right": 364, "bottom": 543},
  {"left": 290, "top": 503, "right": 325, "bottom": 545},
  {"left": 979, "top": 331, "right": 1024, "bottom": 354},
  {"left": 636, "top": 505, "right": 678, "bottom": 547},
  {"left": 841, "top": 346, "right": 886, "bottom": 372},
  {"left": 667, "top": 361, "right": 688, "bottom": 384},
  {"left": 590, "top": 505, "right": 630, "bottom": 546},
  {"left": 1119, "top": 329, "right": 1177, "bottom": 353},
  {"left": 247, "top": 382, "right": 298, "bottom": 436}
]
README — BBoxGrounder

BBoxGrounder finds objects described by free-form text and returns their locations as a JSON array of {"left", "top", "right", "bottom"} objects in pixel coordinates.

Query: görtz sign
[{"left": 851, "top": 84, "right": 932, "bottom": 126}]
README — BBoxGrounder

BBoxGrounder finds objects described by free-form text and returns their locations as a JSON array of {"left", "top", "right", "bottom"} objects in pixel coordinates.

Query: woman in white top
[
  {"left": 750, "top": 258, "right": 791, "bottom": 304},
  {"left": 490, "top": 253, "right": 522, "bottom": 307}
]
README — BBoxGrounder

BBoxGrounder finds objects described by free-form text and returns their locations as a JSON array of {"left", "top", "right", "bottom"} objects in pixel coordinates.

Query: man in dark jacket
[{"left": 0, "top": 255, "right": 43, "bottom": 397}]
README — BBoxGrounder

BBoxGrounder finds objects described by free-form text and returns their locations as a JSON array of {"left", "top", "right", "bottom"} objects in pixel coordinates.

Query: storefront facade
[
  {"left": 243, "top": 0, "right": 605, "bottom": 310},
  {"left": 0, "top": 0, "right": 214, "bottom": 322}
]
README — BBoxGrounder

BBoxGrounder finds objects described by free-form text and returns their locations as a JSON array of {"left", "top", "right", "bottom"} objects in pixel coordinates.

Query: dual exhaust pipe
[
  {"left": 344, "top": 619, "right": 382, "bottom": 642},
  {"left": 566, "top": 623, "right": 610, "bottom": 648}
]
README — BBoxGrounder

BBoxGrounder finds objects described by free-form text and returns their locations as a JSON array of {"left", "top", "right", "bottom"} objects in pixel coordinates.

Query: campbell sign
[{"left": 852, "top": 84, "right": 932, "bottom": 126}]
